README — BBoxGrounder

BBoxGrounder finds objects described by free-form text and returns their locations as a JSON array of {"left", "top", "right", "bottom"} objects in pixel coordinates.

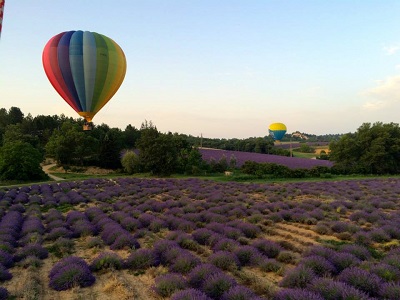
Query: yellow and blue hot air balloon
[
  {"left": 42, "top": 30, "right": 127, "bottom": 130},
  {"left": 269, "top": 123, "right": 287, "bottom": 141}
]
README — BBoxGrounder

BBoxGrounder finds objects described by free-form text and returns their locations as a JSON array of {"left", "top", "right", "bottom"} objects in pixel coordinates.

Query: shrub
[
  {"left": 192, "top": 228, "right": 215, "bottom": 245},
  {"left": 153, "top": 240, "right": 179, "bottom": 264},
  {"left": 170, "top": 252, "right": 201, "bottom": 274},
  {"left": 90, "top": 251, "right": 124, "bottom": 271},
  {"left": 299, "top": 255, "right": 336, "bottom": 276},
  {"left": 171, "top": 288, "right": 212, "bottom": 300},
  {"left": 379, "top": 282, "right": 400, "bottom": 300},
  {"left": 0, "top": 287, "right": 8, "bottom": 300},
  {"left": 309, "top": 277, "right": 371, "bottom": 300},
  {"left": 0, "top": 264, "right": 12, "bottom": 281},
  {"left": 46, "top": 227, "right": 73, "bottom": 241},
  {"left": 233, "top": 246, "right": 263, "bottom": 266},
  {"left": 259, "top": 258, "right": 283, "bottom": 273},
  {"left": 110, "top": 234, "right": 140, "bottom": 250},
  {"left": 0, "top": 249, "right": 14, "bottom": 268},
  {"left": 202, "top": 272, "right": 237, "bottom": 299},
  {"left": 276, "top": 251, "right": 297, "bottom": 264},
  {"left": 47, "top": 237, "right": 75, "bottom": 258},
  {"left": 209, "top": 251, "right": 240, "bottom": 271},
  {"left": 279, "top": 265, "right": 316, "bottom": 288},
  {"left": 15, "top": 243, "right": 48, "bottom": 261},
  {"left": 337, "top": 266, "right": 383, "bottom": 297},
  {"left": 329, "top": 252, "right": 361, "bottom": 273},
  {"left": 369, "top": 263, "right": 400, "bottom": 282},
  {"left": 252, "top": 239, "right": 283, "bottom": 258},
  {"left": 273, "top": 288, "right": 324, "bottom": 300},
  {"left": 18, "top": 255, "right": 43, "bottom": 269},
  {"left": 49, "top": 256, "right": 95, "bottom": 291},
  {"left": 314, "top": 224, "right": 330, "bottom": 235},
  {"left": 86, "top": 237, "right": 104, "bottom": 248},
  {"left": 339, "top": 244, "right": 371, "bottom": 260},
  {"left": 213, "top": 238, "right": 240, "bottom": 252},
  {"left": 221, "top": 285, "right": 262, "bottom": 300},
  {"left": 154, "top": 273, "right": 187, "bottom": 297},
  {"left": 125, "top": 249, "right": 158, "bottom": 270},
  {"left": 187, "top": 263, "right": 222, "bottom": 288}
]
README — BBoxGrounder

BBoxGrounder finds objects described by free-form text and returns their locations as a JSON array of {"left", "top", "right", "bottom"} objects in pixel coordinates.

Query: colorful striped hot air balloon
[
  {"left": 42, "top": 30, "right": 127, "bottom": 130},
  {"left": 0, "top": 0, "right": 5, "bottom": 39},
  {"left": 268, "top": 123, "right": 287, "bottom": 141}
]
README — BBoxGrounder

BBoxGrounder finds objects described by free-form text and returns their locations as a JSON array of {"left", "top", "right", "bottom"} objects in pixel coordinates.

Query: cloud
[
  {"left": 362, "top": 75, "right": 400, "bottom": 110},
  {"left": 362, "top": 100, "right": 387, "bottom": 111},
  {"left": 383, "top": 44, "right": 400, "bottom": 55}
]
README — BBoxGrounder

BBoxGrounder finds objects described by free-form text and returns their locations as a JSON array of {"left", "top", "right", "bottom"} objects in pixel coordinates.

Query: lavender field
[
  {"left": 1, "top": 177, "right": 400, "bottom": 299},
  {"left": 199, "top": 148, "right": 333, "bottom": 169}
]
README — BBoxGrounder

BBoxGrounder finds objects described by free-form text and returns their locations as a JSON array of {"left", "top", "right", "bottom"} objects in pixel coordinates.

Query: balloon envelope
[
  {"left": 42, "top": 30, "right": 127, "bottom": 122},
  {"left": 268, "top": 123, "right": 287, "bottom": 141},
  {"left": 0, "top": 0, "right": 5, "bottom": 38}
]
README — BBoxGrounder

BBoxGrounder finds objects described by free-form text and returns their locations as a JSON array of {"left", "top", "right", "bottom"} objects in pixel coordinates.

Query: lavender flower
[
  {"left": 202, "top": 272, "right": 237, "bottom": 299},
  {"left": 154, "top": 273, "right": 187, "bottom": 297},
  {"left": 49, "top": 256, "right": 95, "bottom": 291},
  {"left": 125, "top": 248, "right": 158, "bottom": 270},
  {"left": 171, "top": 288, "right": 212, "bottom": 300},
  {"left": 337, "top": 266, "right": 383, "bottom": 297},
  {"left": 273, "top": 288, "right": 324, "bottom": 300}
]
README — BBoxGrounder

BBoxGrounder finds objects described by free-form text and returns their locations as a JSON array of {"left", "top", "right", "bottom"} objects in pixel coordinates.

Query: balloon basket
[{"left": 83, "top": 122, "right": 93, "bottom": 131}]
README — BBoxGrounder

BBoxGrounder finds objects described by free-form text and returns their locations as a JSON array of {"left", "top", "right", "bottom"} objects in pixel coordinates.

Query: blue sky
[{"left": 1, "top": 1, "right": 400, "bottom": 138}]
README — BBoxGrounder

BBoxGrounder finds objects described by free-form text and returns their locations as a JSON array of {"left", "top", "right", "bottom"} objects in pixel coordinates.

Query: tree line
[{"left": 1, "top": 106, "right": 399, "bottom": 181}]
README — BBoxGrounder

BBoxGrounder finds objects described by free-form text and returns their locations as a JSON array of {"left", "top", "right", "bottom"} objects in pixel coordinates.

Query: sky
[{"left": 1, "top": 1, "right": 400, "bottom": 138}]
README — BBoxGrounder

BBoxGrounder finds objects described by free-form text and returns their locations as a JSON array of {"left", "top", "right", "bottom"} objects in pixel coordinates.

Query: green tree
[
  {"left": 0, "top": 141, "right": 47, "bottom": 181},
  {"left": 45, "top": 122, "right": 98, "bottom": 167},
  {"left": 121, "top": 150, "right": 140, "bottom": 174},
  {"left": 98, "top": 130, "right": 123, "bottom": 169},
  {"left": 330, "top": 122, "right": 400, "bottom": 174},
  {"left": 7, "top": 106, "right": 24, "bottom": 125}
]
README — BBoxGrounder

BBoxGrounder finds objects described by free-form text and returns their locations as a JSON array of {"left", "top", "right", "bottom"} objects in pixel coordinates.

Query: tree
[
  {"left": 329, "top": 122, "right": 400, "bottom": 174},
  {"left": 98, "top": 130, "right": 123, "bottom": 169},
  {"left": 121, "top": 150, "right": 140, "bottom": 174},
  {"left": 45, "top": 121, "right": 98, "bottom": 167},
  {"left": 7, "top": 107, "right": 24, "bottom": 125},
  {"left": 0, "top": 141, "right": 48, "bottom": 181}
]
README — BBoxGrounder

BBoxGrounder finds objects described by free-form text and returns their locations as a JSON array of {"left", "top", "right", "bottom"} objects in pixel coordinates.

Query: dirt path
[{"left": 42, "top": 163, "right": 65, "bottom": 181}]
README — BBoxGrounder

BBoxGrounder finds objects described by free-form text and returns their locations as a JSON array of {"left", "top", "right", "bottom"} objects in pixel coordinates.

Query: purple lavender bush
[
  {"left": 299, "top": 255, "right": 336, "bottom": 276},
  {"left": 308, "top": 277, "right": 372, "bottom": 300},
  {"left": 0, "top": 264, "right": 12, "bottom": 281},
  {"left": 187, "top": 263, "right": 223, "bottom": 289},
  {"left": 0, "top": 250, "right": 14, "bottom": 268},
  {"left": 0, "top": 287, "right": 8, "bottom": 300},
  {"left": 202, "top": 272, "right": 237, "bottom": 300},
  {"left": 337, "top": 266, "right": 383, "bottom": 297},
  {"left": 14, "top": 243, "right": 48, "bottom": 261},
  {"left": 153, "top": 273, "right": 187, "bottom": 297},
  {"left": 171, "top": 288, "right": 212, "bottom": 300},
  {"left": 273, "top": 288, "right": 324, "bottom": 300},
  {"left": 221, "top": 285, "right": 263, "bottom": 300},
  {"left": 252, "top": 239, "right": 283, "bottom": 258},
  {"left": 209, "top": 251, "right": 240, "bottom": 271},
  {"left": 49, "top": 256, "right": 95, "bottom": 291},
  {"left": 90, "top": 251, "right": 124, "bottom": 271},
  {"left": 125, "top": 248, "right": 159, "bottom": 270},
  {"left": 279, "top": 265, "right": 316, "bottom": 289},
  {"left": 170, "top": 252, "right": 201, "bottom": 274},
  {"left": 379, "top": 282, "right": 400, "bottom": 300}
]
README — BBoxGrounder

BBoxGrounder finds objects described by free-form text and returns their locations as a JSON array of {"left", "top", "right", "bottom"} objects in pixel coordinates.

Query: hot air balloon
[
  {"left": 0, "top": 0, "right": 5, "bottom": 39},
  {"left": 269, "top": 123, "right": 287, "bottom": 141},
  {"left": 42, "top": 30, "right": 127, "bottom": 130}
]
